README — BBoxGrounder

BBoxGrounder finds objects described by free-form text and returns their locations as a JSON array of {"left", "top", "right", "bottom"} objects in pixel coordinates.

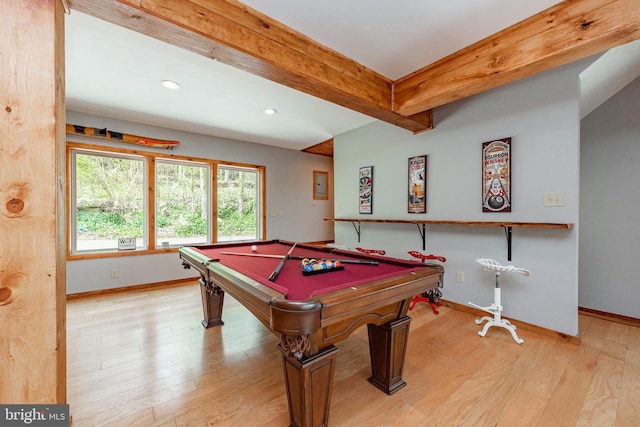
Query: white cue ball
[{"left": 251, "top": 245, "right": 258, "bottom": 252}]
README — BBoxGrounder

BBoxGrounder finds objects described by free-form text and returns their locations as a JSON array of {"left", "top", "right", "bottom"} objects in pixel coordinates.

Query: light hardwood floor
[{"left": 67, "top": 282, "right": 640, "bottom": 426}]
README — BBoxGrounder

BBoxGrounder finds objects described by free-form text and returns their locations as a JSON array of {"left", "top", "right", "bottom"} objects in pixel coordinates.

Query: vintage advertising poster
[
  {"left": 359, "top": 166, "right": 373, "bottom": 214},
  {"left": 482, "top": 137, "right": 511, "bottom": 212},
  {"left": 408, "top": 155, "right": 427, "bottom": 213}
]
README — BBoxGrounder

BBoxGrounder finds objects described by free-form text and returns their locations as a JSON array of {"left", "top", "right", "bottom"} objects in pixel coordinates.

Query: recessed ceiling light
[
  {"left": 264, "top": 108, "right": 277, "bottom": 115},
  {"left": 160, "top": 80, "right": 181, "bottom": 90}
]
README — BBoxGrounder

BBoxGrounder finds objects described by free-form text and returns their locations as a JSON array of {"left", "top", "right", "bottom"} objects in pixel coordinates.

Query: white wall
[
  {"left": 333, "top": 59, "right": 595, "bottom": 336},
  {"left": 66, "top": 111, "right": 334, "bottom": 294},
  {"left": 580, "top": 77, "right": 640, "bottom": 318}
]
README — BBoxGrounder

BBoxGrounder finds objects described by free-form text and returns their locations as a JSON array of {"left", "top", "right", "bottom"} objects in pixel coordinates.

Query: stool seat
[
  {"left": 469, "top": 258, "right": 530, "bottom": 344},
  {"left": 355, "top": 247, "right": 386, "bottom": 256},
  {"left": 476, "top": 258, "right": 530, "bottom": 276},
  {"left": 408, "top": 251, "right": 446, "bottom": 263},
  {"left": 408, "top": 251, "right": 446, "bottom": 314}
]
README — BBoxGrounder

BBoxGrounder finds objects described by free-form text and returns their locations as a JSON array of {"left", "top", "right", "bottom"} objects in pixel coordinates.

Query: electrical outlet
[
  {"left": 111, "top": 268, "right": 118, "bottom": 278},
  {"left": 456, "top": 271, "right": 464, "bottom": 282}
]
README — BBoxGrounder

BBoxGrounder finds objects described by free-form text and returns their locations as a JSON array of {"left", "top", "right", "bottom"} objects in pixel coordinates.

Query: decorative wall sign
[
  {"left": 408, "top": 155, "right": 427, "bottom": 213},
  {"left": 482, "top": 137, "right": 511, "bottom": 212},
  {"left": 359, "top": 166, "right": 373, "bottom": 214}
]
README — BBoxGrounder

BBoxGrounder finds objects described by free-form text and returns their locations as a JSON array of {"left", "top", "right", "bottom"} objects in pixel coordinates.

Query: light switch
[{"left": 543, "top": 192, "right": 564, "bottom": 207}]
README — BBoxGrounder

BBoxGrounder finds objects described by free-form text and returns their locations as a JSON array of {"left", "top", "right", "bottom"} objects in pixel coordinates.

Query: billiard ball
[{"left": 250, "top": 245, "right": 257, "bottom": 252}]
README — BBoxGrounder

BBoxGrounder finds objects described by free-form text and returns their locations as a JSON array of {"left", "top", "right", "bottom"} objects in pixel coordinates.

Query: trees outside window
[
  {"left": 156, "top": 160, "right": 209, "bottom": 247},
  {"left": 217, "top": 166, "right": 259, "bottom": 241},
  {"left": 72, "top": 151, "right": 145, "bottom": 252}
]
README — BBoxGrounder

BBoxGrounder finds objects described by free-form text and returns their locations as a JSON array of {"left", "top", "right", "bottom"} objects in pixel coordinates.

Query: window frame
[
  {"left": 155, "top": 158, "right": 212, "bottom": 248},
  {"left": 67, "top": 141, "right": 266, "bottom": 260},
  {"left": 216, "top": 164, "right": 263, "bottom": 243},
  {"left": 70, "top": 148, "right": 148, "bottom": 254}
]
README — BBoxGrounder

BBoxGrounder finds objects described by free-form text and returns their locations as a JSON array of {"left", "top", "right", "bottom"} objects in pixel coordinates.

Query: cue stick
[
  {"left": 291, "top": 256, "right": 378, "bottom": 265},
  {"left": 268, "top": 242, "right": 297, "bottom": 282},
  {"left": 220, "top": 251, "right": 378, "bottom": 265},
  {"left": 220, "top": 251, "right": 283, "bottom": 258}
]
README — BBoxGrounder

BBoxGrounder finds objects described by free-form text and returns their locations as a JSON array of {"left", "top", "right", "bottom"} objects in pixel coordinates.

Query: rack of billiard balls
[{"left": 300, "top": 258, "right": 344, "bottom": 276}]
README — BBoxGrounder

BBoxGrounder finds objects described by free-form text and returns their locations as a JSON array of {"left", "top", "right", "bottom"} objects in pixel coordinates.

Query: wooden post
[
  {"left": 367, "top": 316, "right": 412, "bottom": 395},
  {"left": 0, "top": 0, "right": 66, "bottom": 403},
  {"left": 199, "top": 278, "right": 225, "bottom": 328},
  {"left": 281, "top": 345, "right": 338, "bottom": 427}
]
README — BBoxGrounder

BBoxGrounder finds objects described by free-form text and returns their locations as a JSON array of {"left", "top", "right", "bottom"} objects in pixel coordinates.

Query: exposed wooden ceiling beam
[
  {"left": 69, "top": 0, "right": 639, "bottom": 133},
  {"left": 69, "top": 0, "right": 433, "bottom": 133},
  {"left": 59, "top": 0, "right": 71, "bottom": 14},
  {"left": 393, "top": 0, "right": 640, "bottom": 116}
]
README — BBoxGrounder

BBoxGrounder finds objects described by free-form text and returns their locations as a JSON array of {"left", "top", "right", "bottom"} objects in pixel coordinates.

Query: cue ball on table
[{"left": 251, "top": 245, "right": 258, "bottom": 252}]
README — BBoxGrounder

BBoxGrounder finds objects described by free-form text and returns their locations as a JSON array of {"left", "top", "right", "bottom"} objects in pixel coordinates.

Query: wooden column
[{"left": 0, "top": 0, "right": 66, "bottom": 403}]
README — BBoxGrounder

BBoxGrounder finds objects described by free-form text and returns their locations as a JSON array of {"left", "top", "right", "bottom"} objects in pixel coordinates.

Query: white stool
[{"left": 469, "top": 258, "right": 530, "bottom": 344}]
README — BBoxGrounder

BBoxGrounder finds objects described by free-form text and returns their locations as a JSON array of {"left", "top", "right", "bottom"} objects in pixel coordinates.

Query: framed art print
[
  {"left": 482, "top": 137, "right": 511, "bottom": 212},
  {"left": 408, "top": 155, "right": 427, "bottom": 213},
  {"left": 359, "top": 166, "right": 373, "bottom": 214}
]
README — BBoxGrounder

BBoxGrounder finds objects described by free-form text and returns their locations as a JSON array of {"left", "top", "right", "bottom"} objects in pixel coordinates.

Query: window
[
  {"left": 217, "top": 166, "right": 260, "bottom": 241},
  {"left": 156, "top": 160, "right": 210, "bottom": 247},
  {"left": 71, "top": 150, "right": 146, "bottom": 252},
  {"left": 68, "top": 144, "right": 265, "bottom": 256}
]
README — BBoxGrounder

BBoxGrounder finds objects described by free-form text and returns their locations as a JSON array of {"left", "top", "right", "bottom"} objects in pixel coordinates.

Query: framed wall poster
[
  {"left": 482, "top": 137, "right": 511, "bottom": 212},
  {"left": 359, "top": 166, "right": 374, "bottom": 214},
  {"left": 408, "top": 155, "right": 427, "bottom": 213}
]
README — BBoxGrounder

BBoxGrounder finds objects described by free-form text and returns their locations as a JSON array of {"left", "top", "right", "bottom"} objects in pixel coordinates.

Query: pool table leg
[
  {"left": 199, "top": 278, "right": 224, "bottom": 328},
  {"left": 280, "top": 345, "right": 338, "bottom": 427},
  {"left": 367, "top": 316, "right": 412, "bottom": 394}
]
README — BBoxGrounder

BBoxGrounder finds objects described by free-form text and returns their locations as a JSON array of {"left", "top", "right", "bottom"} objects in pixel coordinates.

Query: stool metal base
[{"left": 469, "top": 258, "right": 530, "bottom": 345}]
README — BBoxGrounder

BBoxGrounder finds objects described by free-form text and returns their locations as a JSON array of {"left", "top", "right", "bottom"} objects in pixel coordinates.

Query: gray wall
[
  {"left": 66, "top": 111, "right": 334, "bottom": 294},
  {"left": 580, "top": 77, "right": 640, "bottom": 319},
  {"left": 66, "top": 61, "right": 640, "bottom": 333},
  {"left": 333, "top": 59, "right": 594, "bottom": 336}
]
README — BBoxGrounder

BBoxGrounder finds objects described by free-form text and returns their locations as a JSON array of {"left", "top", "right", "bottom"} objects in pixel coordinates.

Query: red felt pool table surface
[{"left": 188, "top": 240, "right": 425, "bottom": 300}]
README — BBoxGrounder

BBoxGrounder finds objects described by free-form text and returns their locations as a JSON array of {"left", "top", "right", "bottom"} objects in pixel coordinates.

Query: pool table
[{"left": 179, "top": 240, "right": 444, "bottom": 427}]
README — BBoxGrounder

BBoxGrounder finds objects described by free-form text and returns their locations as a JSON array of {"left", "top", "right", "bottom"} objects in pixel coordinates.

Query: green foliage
[
  {"left": 77, "top": 210, "right": 144, "bottom": 238},
  {"left": 74, "top": 152, "right": 259, "bottom": 243},
  {"left": 75, "top": 153, "right": 144, "bottom": 215},
  {"left": 218, "top": 210, "right": 256, "bottom": 237},
  {"left": 174, "top": 214, "right": 207, "bottom": 236},
  {"left": 216, "top": 168, "right": 257, "bottom": 238}
]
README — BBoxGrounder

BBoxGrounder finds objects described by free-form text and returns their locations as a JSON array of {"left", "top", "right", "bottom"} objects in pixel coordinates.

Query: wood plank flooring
[{"left": 67, "top": 282, "right": 640, "bottom": 426}]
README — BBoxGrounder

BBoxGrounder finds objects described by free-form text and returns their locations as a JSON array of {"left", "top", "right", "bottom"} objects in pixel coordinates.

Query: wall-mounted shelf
[{"left": 325, "top": 218, "right": 574, "bottom": 261}]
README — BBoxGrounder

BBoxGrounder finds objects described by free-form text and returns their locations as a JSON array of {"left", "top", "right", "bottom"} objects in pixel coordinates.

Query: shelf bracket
[
  {"left": 351, "top": 221, "right": 361, "bottom": 242},
  {"left": 503, "top": 226, "right": 513, "bottom": 261},
  {"left": 416, "top": 223, "right": 426, "bottom": 250}
]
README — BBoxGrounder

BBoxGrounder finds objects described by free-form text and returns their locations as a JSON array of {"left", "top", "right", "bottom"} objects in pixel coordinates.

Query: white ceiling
[{"left": 65, "top": 1, "right": 637, "bottom": 152}]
